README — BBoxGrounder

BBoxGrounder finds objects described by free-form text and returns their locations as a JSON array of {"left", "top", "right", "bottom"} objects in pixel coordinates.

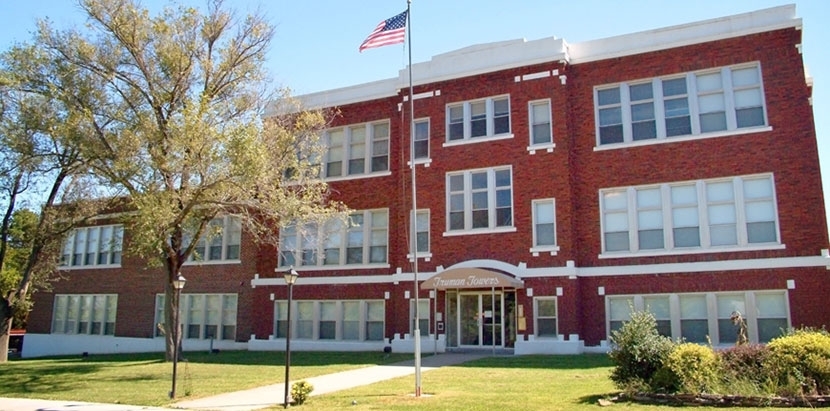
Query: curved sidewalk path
[
  {"left": 172, "top": 352, "right": 485, "bottom": 411},
  {"left": 0, "top": 353, "right": 485, "bottom": 411}
]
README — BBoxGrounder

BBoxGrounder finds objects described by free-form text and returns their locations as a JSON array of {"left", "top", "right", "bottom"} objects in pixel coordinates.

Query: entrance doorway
[{"left": 447, "top": 291, "right": 516, "bottom": 349}]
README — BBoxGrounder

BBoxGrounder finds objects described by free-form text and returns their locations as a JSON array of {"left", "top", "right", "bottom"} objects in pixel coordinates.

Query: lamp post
[
  {"left": 170, "top": 273, "right": 187, "bottom": 399},
  {"left": 282, "top": 267, "right": 299, "bottom": 408}
]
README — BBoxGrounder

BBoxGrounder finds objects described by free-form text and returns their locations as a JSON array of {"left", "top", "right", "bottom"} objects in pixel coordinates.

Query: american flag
[{"left": 359, "top": 10, "right": 407, "bottom": 52}]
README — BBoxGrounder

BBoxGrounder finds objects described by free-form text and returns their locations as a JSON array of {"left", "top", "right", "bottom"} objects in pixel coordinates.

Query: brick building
[{"left": 23, "top": 4, "right": 829, "bottom": 357}]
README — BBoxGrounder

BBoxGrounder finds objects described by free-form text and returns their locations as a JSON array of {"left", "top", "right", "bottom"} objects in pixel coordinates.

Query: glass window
[
  {"left": 608, "top": 297, "right": 634, "bottom": 333},
  {"left": 446, "top": 167, "right": 513, "bottom": 232},
  {"left": 60, "top": 225, "right": 125, "bottom": 268},
  {"left": 717, "top": 294, "right": 746, "bottom": 344},
  {"left": 52, "top": 294, "right": 117, "bottom": 336},
  {"left": 297, "top": 301, "right": 314, "bottom": 339},
  {"left": 530, "top": 100, "right": 552, "bottom": 145},
  {"left": 342, "top": 301, "right": 360, "bottom": 340},
  {"left": 324, "top": 121, "right": 389, "bottom": 178},
  {"left": 446, "top": 96, "right": 511, "bottom": 142},
  {"left": 533, "top": 199, "right": 556, "bottom": 247},
  {"left": 366, "top": 301, "right": 385, "bottom": 341},
  {"left": 411, "top": 299, "right": 430, "bottom": 336},
  {"left": 601, "top": 174, "right": 778, "bottom": 254},
  {"left": 320, "top": 302, "right": 337, "bottom": 339},
  {"left": 755, "top": 293, "right": 787, "bottom": 342},
  {"left": 280, "top": 210, "right": 388, "bottom": 268},
  {"left": 595, "top": 64, "right": 766, "bottom": 146},
  {"left": 644, "top": 295, "right": 671, "bottom": 337},
  {"left": 413, "top": 119, "right": 429, "bottom": 160},
  {"left": 679, "top": 294, "right": 708, "bottom": 343},
  {"left": 535, "top": 298, "right": 558, "bottom": 337}
]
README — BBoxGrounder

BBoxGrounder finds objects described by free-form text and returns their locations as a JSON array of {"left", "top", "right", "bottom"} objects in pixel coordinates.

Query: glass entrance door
[{"left": 453, "top": 292, "right": 505, "bottom": 348}]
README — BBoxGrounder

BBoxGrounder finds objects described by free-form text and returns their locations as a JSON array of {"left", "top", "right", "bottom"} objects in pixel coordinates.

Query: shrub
[
  {"left": 608, "top": 310, "right": 676, "bottom": 392},
  {"left": 291, "top": 380, "right": 314, "bottom": 405},
  {"left": 666, "top": 343, "right": 719, "bottom": 394},
  {"left": 718, "top": 343, "right": 771, "bottom": 386},
  {"left": 764, "top": 329, "right": 830, "bottom": 395}
]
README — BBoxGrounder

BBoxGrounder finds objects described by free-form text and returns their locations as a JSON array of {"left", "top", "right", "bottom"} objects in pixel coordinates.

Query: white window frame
[
  {"left": 606, "top": 290, "right": 789, "bottom": 346},
  {"left": 60, "top": 225, "right": 124, "bottom": 269},
  {"left": 407, "top": 209, "right": 432, "bottom": 261},
  {"left": 599, "top": 174, "right": 782, "bottom": 258},
  {"left": 279, "top": 209, "right": 390, "bottom": 269},
  {"left": 274, "top": 300, "right": 385, "bottom": 341},
  {"left": 154, "top": 293, "right": 238, "bottom": 340},
  {"left": 412, "top": 117, "right": 431, "bottom": 165},
  {"left": 52, "top": 294, "right": 117, "bottom": 335},
  {"left": 533, "top": 297, "right": 558, "bottom": 338},
  {"left": 444, "top": 95, "right": 512, "bottom": 145},
  {"left": 594, "top": 63, "right": 768, "bottom": 149},
  {"left": 530, "top": 198, "right": 559, "bottom": 255},
  {"left": 185, "top": 216, "right": 242, "bottom": 264},
  {"left": 410, "top": 299, "right": 431, "bottom": 337},
  {"left": 445, "top": 166, "right": 515, "bottom": 236},
  {"left": 527, "top": 99, "right": 554, "bottom": 153},
  {"left": 323, "top": 120, "right": 391, "bottom": 180}
]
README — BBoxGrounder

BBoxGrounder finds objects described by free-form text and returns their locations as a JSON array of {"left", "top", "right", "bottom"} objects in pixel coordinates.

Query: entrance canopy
[{"left": 420, "top": 267, "right": 524, "bottom": 290}]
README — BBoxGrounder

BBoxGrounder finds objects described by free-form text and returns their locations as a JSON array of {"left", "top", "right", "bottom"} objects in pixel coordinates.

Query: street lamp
[
  {"left": 282, "top": 267, "right": 299, "bottom": 408},
  {"left": 170, "top": 273, "right": 186, "bottom": 399}
]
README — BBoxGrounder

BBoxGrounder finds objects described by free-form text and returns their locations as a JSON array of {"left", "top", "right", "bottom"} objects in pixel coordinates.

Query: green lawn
[
  {"left": 2, "top": 351, "right": 800, "bottom": 410},
  {"left": 1, "top": 350, "right": 411, "bottom": 407}
]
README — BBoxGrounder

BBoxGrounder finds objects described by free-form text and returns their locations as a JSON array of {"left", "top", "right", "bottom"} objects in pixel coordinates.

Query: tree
[
  {"left": 4, "top": 0, "right": 341, "bottom": 360},
  {"left": 0, "top": 76, "right": 104, "bottom": 362}
]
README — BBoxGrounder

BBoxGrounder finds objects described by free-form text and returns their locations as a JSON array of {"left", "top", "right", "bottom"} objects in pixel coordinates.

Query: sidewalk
[
  {"left": 0, "top": 353, "right": 485, "bottom": 411},
  {"left": 173, "top": 352, "right": 484, "bottom": 410}
]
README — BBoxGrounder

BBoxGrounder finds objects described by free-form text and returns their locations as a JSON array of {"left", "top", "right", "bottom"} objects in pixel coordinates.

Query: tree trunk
[{"left": 0, "top": 297, "right": 13, "bottom": 363}]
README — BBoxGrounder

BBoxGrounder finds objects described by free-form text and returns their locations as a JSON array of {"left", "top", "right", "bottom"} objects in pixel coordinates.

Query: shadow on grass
[
  {"left": 457, "top": 354, "right": 612, "bottom": 370},
  {"left": 0, "top": 362, "right": 104, "bottom": 396}
]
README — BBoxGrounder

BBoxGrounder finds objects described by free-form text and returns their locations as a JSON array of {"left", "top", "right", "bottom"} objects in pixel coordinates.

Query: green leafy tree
[{"left": 3, "top": 0, "right": 342, "bottom": 361}]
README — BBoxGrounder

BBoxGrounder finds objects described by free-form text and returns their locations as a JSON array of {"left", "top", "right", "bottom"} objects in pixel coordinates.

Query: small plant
[
  {"left": 666, "top": 343, "right": 719, "bottom": 394},
  {"left": 608, "top": 309, "right": 676, "bottom": 392},
  {"left": 291, "top": 380, "right": 314, "bottom": 405},
  {"left": 764, "top": 328, "right": 830, "bottom": 395}
]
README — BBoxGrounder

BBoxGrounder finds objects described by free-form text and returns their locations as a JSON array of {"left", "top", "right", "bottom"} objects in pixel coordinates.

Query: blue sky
[{"left": 2, "top": 0, "right": 829, "bottom": 230}]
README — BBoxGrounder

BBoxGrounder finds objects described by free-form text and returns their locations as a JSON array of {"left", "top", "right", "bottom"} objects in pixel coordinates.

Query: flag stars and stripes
[{"left": 359, "top": 10, "right": 407, "bottom": 52}]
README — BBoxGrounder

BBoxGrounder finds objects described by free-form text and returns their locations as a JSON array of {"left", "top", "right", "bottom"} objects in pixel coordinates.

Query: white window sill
[
  {"left": 442, "top": 133, "right": 514, "bottom": 148},
  {"left": 407, "top": 159, "right": 432, "bottom": 168},
  {"left": 279, "top": 263, "right": 392, "bottom": 272},
  {"left": 406, "top": 253, "right": 433, "bottom": 262},
  {"left": 593, "top": 126, "right": 773, "bottom": 151},
  {"left": 59, "top": 264, "right": 122, "bottom": 270},
  {"left": 527, "top": 143, "right": 555, "bottom": 154},
  {"left": 324, "top": 170, "right": 393, "bottom": 182},
  {"left": 598, "top": 243, "right": 786, "bottom": 259},
  {"left": 530, "top": 245, "right": 560, "bottom": 256},
  {"left": 183, "top": 259, "right": 242, "bottom": 266},
  {"left": 443, "top": 226, "right": 517, "bottom": 237}
]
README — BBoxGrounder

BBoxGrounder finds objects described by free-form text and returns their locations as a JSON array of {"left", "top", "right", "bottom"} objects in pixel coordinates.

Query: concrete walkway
[{"left": 0, "top": 353, "right": 485, "bottom": 411}]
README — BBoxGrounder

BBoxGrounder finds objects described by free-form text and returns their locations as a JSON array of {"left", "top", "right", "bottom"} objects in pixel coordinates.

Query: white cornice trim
[{"left": 250, "top": 254, "right": 830, "bottom": 287}]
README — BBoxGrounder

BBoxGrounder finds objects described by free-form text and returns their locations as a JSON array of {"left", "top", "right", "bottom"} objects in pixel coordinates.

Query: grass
[
  {"left": 3, "top": 351, "right": 802, "bottom": 410},
  {"left": 1, "top": 350, "right": 411, "bottom": 407}
]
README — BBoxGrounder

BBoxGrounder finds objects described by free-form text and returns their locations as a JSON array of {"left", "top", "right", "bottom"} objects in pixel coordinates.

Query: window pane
[
  {"left": 604, "top": 192, "right": 627, "bottom": 210},
  {"left": 757, "top": 318, "right": 787, "bottom": 342},
  {"left": 744, "top": 178, "right": 773, "bottom": 199},
  {"left": 538, "top": 299, "right": 557, "bottom": 317},
  {"left": 674, "top": 226, "right": 701, "bottom": 247},
  {"left": 700, "top": 112, "right": 726, "bottom": 133},
  {"left": 697, "top": 72, "right": 722, "bottom": 92},
  {"left": 662, "top": 78, "right": 687, "bottom": 96},
  {"left": 731, "top": 67, "right": 759, "bottom": 87},
  {"left": 629, "top": 83, "right": 653, "bottom": 101},
  {"left": 736, "top": 107, "right": 765, "bottom": 128},
  {"left": 747, "top": 221, "right": 776, "bottom": 243},
  {"left": 537, "top": 318, "right": 557, "bottom": 336},
  {"left": 707, "top": 181, "right": 734, "bottom": 202},
  {"left": 710, "top": 224, "right": 737, "bottom": 246},
  {"left": 638, "top": 229, "right": 664, "bottom": 249},
  {"left": 598, "top": 88, "right": 620, "bottom": 105}
]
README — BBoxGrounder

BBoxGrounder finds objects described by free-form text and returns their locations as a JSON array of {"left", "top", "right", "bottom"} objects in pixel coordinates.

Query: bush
[
  {"left": 764, "top": 329, "right": 830, "bottom": 395},
  {"left": 718, "top": 344, "right": 771, "bottom": 387},
  {"left": 666, "top": 343, "right": 719, "bottom": 394},
  {"left": 608, "top": 310, "right": 676, "bottom": 392},
  {"left": 291, "top": 380, "right": 314, "bottom": 405}
]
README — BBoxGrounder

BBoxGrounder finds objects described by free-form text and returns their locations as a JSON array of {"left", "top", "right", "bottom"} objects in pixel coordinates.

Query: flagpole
[{"left": 406, "top": 0, "right": 422, "bottom": 398}]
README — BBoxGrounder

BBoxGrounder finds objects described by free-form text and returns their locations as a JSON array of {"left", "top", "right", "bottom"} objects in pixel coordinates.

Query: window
[
  {"left": 595, "top": 64, "right": 766, "bottom": 146},
  {"left": 154, "top": 293, "right": 237, "bottom": 340},
  {"left": 529, "top": 100, "right": 553, "bottom": 146},
  {"left": 279, "top": 210, "right": 388, "bottom": 268},
  {"left": 408, "top": 210, "right": 430, "bottom": 258},
  {"left": 600, "top": 174, "right": 779, "bottom": 255},
  {"left": 446, "top": 96, "right": 511, "bottom": 142},
  {"left": 61, "top": 225, "right": 124, "bottom": 268},
  {"left": 185, "top": 216, "right": 242, "bottom": 263},
  {"left": 410, "top": 299, "right": 430, "bottom": 336},
  {"left": 534, "top": 298, "right": 558, "bottom": 337},
  {"left": 324, "top": 121, "right": 390, "bottom": 178},
  {"left": 447, "top": 167, "right": 513, "bottom": 233},
  {"left": 607, "top": 291, "right": 788, "bottom": 345},
  {"left": 531, "top": 199, "right": 558, "bottom": 253},
  {"left": 413, "top": 118, "right": 429, "bottom": 160},
  {"left": 52, "top": 294, "right": 117, "bottom": 335},
  {"left": 274, "top": 300, "right": 385, "bottom": 341}
]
